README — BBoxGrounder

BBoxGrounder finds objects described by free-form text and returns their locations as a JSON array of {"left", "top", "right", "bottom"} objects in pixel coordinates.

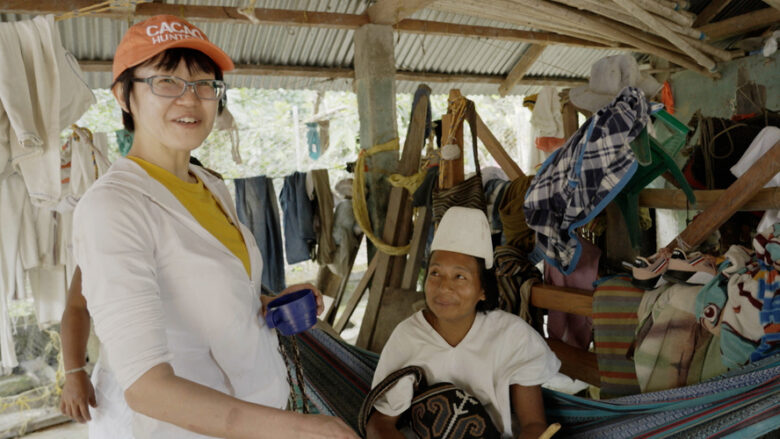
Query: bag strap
[
  {"left": 357, "top": 366, "right": 426, "bottom": 437},
  {"left": 464, "top": 99, "right": 481, "bottom": 177}
]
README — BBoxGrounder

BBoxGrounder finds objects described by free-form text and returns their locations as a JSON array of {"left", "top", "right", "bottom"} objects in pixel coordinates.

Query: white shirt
[
  {"left": 372, "top": 310, "right": 560, "bottom": 437},
  {"left": 73, "top": 158, "right": 289, "bottom": 438}
]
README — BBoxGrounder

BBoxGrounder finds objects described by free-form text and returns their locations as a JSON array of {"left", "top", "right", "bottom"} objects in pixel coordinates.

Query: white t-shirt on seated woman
[{"left": 371, "top": 309, "right": 560, "bottom": 438}]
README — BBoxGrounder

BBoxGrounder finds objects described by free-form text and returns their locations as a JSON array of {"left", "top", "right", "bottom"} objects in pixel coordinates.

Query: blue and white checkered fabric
[{"left": 524, "top": 87, "right": 650, "bottom": 275}]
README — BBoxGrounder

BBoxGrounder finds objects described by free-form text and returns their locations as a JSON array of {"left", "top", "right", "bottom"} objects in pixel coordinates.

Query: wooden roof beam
[
  {"left": 77, "top": 60, "right": 587, "bottom": 87},
  {"left": 692, "top": 0, "right": 734, "bottom": 27},
  {"left": 395, "top": 19, "right": 622, "bottom": 48},
  {"left": 0, "top": 1, "right": 623, "bottom": 49},
  {"left": 366, "top": 0, "right": 437, "bottom": 25},
  {"left": 498, "top": 44, "right": 547, "bottom": 96},
  {"left": 697, "top": 8, "right": 780, "bottom": 40}
]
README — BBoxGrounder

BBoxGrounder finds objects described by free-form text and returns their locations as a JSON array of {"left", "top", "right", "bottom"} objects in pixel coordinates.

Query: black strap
[{"left": 357, "top": 366, "right": 426, "bottom": 437}]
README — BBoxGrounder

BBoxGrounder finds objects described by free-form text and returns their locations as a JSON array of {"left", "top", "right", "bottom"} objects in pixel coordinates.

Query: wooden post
[
  {"left": 666, "top": 140, "right": 780, "bottom": 251},
  {"left": 439, "top": 89, "right": 465, "bottom": 190},
  {"left": 401, "top": 206, "right": 433, "bottom": 290},
  {"left": 475, "top": 113, "right": 525, "bottom": 180},
  {"left": 356, "top": 87, "right": 431, "bottom": 351}
]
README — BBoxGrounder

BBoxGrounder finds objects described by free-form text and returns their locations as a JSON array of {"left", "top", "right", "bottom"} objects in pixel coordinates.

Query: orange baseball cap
[{"left": 112, "top": 15, "right": 234, "bottom": 82}]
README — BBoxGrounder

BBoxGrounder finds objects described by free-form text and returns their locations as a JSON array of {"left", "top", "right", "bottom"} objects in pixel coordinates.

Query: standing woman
[{"left": 73, "top": 15, "right": 357, "bottom": 439}]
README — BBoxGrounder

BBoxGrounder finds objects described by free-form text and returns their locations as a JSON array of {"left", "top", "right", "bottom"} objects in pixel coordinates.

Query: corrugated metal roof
[{"left": 0, "top": 0, "right": 769, "bottom": 95}]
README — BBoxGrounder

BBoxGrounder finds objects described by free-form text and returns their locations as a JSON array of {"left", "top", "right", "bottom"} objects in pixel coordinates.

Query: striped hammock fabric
[{"left": 293, "top": 326, "right": 780, "bottom": 438}]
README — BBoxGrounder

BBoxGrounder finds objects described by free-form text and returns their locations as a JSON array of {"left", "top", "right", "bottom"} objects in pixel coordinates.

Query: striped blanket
[
  {"left": 292, "top": 326, "right": 780, "bottom": 438},
  {"left": 592, "top": 276, "right": 643, "bottom": 398}
]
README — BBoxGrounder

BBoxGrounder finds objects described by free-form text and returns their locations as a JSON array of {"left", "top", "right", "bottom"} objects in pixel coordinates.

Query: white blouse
[
  {"left": 73, "top": 158, "right": 289, "bottom": 438},
  {"left": 372, "top": 310, "right": 560, "bottom": 437}
]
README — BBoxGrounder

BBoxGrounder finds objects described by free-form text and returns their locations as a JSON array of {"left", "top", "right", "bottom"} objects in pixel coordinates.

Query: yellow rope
[
  {"left": 353, "top": 139, "right": 411, "bottom": 256},
  {"left": 388, "top": 168, "right": 426, "bottom": 194}
]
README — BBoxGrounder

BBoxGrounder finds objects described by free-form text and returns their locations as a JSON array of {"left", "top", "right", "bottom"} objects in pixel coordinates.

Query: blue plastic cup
[{"left": 265, "top": 289, "right": 317, "bottom": 335}]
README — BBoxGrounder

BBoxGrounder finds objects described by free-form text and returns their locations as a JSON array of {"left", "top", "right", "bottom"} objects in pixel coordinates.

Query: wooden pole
[
  {"left": 665, "top": 140, "right": 780, "bottom": 252},
  {"left": 633, "top": 0, "right": 696, "bottom": 26},
  {"left": 639, "top": 187, "right": 780, "bottom": 211},
  {"left": 356, "top": 87, "right": 431, "bottom": 351},
  {"left": 475, "top": 113, "right": 525, "bottom": 180},
  {"left": 500, "top": 0, "right": 718, "bottom": 77},
  {"left": 613, "top": 0, "right": 716, "bottom": 71},
  {"left": 693, "top": 0, "right": 734, "bottom": 27},
  {"left": 439, "top": 89, "right": 465, "bottom": 190},
  {"left": 499, "top": 44, "right": 547, "bottom": 97},
  {"left": 697, "top": 8, "right": 780, "bottom": 40}
]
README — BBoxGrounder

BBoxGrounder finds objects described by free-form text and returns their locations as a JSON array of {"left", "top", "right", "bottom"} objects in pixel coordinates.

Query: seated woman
[{"left": 366, "top": 207, "right": 561, "bottom": 439}]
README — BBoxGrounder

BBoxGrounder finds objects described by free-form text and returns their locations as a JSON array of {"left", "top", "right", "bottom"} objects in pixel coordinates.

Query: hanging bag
[
  {"left": 358, "top": 366, "right": 501, "bottom": 439},
  {"left": 432, "top": 99, "right": 488, "bottom": 224}
]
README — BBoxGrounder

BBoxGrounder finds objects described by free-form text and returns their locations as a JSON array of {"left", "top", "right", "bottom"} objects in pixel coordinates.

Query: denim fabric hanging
[{"left": 234, "top": 176, "right": 287, "bottom": 293}]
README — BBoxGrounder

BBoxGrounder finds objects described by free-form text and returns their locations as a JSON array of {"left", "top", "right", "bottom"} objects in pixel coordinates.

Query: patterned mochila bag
[{"left": 358, "top": 366, "right": 501, "bottom": 439}]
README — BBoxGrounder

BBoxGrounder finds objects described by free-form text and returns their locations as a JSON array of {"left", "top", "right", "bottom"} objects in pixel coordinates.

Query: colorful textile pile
[
  {"left": 635, "top": 283, "right": 725, "bottom": 392},
  {"left": 695, "top": 223, "right": 780, "bottom": 369}
]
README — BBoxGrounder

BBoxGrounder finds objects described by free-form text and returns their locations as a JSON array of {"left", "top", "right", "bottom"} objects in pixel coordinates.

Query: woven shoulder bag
[
  {"left": 358, "top": 366, "right": 501, "bottom": 439},
  {"left": 431, "top": 99, "right": 488, "bottom": 224}
]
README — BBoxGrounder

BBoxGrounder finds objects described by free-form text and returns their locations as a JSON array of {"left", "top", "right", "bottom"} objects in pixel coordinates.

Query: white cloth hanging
[
  {"left": 0, "top": 172, "right": 39, "bottom": 371},
  {"left": 0, "top": 15, "right": 94, "bottom": 207}
]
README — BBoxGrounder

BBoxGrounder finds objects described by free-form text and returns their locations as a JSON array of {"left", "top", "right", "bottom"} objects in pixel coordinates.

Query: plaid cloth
[{"left": 524, "top": 87, "right": 649, "bottom": 275}]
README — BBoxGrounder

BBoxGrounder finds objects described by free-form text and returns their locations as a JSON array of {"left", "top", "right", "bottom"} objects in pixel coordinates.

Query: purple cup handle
[{"left": 265, "top": 309, "right": 278, "bottom": 329}]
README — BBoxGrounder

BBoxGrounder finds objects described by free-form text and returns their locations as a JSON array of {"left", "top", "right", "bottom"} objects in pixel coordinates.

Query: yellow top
[{"left": 128, "top": 156, "right": 251, "bottom": 277}]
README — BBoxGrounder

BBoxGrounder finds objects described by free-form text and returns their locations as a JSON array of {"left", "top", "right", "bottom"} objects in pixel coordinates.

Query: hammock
[{"left": 293, "top": 326, "right": 780, "bottom": 438}]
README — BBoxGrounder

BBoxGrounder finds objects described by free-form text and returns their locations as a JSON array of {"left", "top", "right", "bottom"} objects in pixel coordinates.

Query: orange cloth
[{"left": 661, "top": 81, "right": 675, "bottom": 114}]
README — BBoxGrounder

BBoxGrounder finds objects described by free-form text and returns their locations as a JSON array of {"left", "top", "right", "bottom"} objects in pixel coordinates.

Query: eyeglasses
[{"left": 132, "top": 75, "right": 227, "bottom": 101}]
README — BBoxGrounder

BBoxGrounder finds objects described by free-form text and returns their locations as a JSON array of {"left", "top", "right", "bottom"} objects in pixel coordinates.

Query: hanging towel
[
  {"left": 524, "top": 86, "right": 649, "bottom": 275},
  {"left": 280, "top": 172, "right": 316, "bottom": 264},
  {"left": 531, "top": 86, "right": 565, "bottom": 153},
  {"left": 0, "top": 15, "right": 94, "bottom": 207},
  {"left": 235, "top": 176, "right": 286, "bottom": 293}
]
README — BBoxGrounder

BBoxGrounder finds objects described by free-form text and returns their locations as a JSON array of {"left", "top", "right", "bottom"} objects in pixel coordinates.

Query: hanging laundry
[
  {"left": 524, "top": 86, "right": 650, "bottom": 275},
  {"left": 0, "top": 172, "right": 39, "bottom": 371},
  {"left": 544, "top": 237, "right": 599, "bottom": 350},
  {"left": 310, "top": 170, "right": 336, "bottom": 264},
  {"left": 280, "top": 172, "right": 316, "bottom": 264},
  {"left": 0, "top": 15, "right": 94, "bottom": 207},
  {"left": 531, "top": 86, "right": 565, "bottom": 153},
  {"left": 234, "top": 176, "right": 286, "bottom": 293},
  {"left": 306, "top": 122, "right": 321, "bottom": 160}
]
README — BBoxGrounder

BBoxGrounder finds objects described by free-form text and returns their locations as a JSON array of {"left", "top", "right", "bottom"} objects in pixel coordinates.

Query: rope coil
[{"left": 352, "top": 138, "right": 412, "bottom": 256}]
